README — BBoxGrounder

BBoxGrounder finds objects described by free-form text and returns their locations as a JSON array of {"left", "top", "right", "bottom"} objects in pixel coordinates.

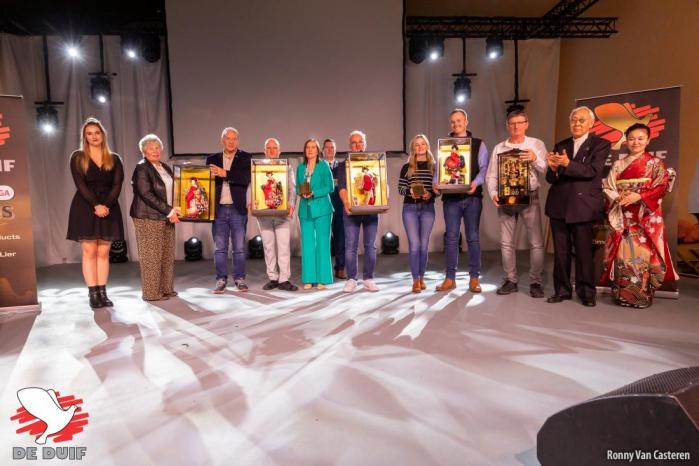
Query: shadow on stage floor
[{"left": 1, "top": 252, "right": 697, "bottom": 465}]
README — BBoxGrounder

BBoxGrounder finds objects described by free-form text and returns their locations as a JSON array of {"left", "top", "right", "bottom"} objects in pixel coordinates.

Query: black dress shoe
[
  {"left": 546, "top": 295, "right": 572, "bottom": 303},
  {"left": 496, "top": 280, "right": 518, "bottom": 295},
  {"left": 263, "top": 280, "right": 279, "bottom": 290},
  {"left": 529, "top": 283, "right": 545, "bottom": 298},
  {"left": 278, "top": 281, "right": 298, "bottom": 291},
  {"left": 581, "top": 298, "right": 596, "bottom": 307}
]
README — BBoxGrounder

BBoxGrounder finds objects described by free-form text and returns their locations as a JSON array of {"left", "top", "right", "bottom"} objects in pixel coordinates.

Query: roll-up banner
[
  {"left": 0, "top": 95, "right": 40, "bottom": 311},
  {"left": 576, "top": 86, "right": 681, "bottom": 296}
]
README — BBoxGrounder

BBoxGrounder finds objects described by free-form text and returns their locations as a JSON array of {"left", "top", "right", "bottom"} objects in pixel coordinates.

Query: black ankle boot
[
  {"left": 97, "top": 285, "right": 114, "bottom": 307},
  {"left": 88, "top": 286, "right": 104, "bottom": 309}
]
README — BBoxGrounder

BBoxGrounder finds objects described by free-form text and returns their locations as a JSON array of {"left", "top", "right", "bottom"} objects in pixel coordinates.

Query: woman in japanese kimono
[{"left": 600, "top": 123, "right": 678, "bottom": 308}]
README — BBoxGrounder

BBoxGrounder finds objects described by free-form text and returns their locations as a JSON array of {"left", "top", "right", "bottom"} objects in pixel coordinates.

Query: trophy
[
  {"left": 497, "top": 149, "right": 530, "bottom": 206},
  {"left": 411, "top": 182, "right": 425, "bottom": 197},
  {"left": 299, "top": 181, "right": 311, "bottom": 196}
]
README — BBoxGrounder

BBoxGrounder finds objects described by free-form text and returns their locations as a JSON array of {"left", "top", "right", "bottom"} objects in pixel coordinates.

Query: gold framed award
[
  {"left": 411, "top": 182, "right": 425, "bottom": 197},
  {"left": 497, "top": 149, "right": 530, "bottom": 206},
  {"left": 173, "top": 164, "right": 215, "bottom": 222},
  {"left": 251, "top": 159, "right": 291, "bottom": 217},
  {"left": 437, "top": 138, "right": 471, "bottom": 192},
  {"left": 345, "top": 152, "right": 389, "bottom": 214}
]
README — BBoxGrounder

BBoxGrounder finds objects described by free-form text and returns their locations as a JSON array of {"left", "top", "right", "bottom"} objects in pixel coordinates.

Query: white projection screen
[{"left": 165, "top": 0, "right": 404, "bottom": 155}]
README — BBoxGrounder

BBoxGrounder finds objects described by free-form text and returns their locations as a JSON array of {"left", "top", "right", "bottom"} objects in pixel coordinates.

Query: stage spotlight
[
  {"left": 408, "top": 36, "right": 429, "bottom": 64},
  {"left": 506, "top": 103, "right": 526, "bottom": 116},
  {"left": 121, "top": 34, "right": 140, "bottom": 60},
  {"left": 109, "top": 240, "right": 128, "bottom": 263},
  {"left": 184, "top": 237, "right": 203, "bottom": 261},
  {"left": 65, "top": 44, "right": 81, "bottom": 59},
  {"left": 454, "top": 76, "right": 471, "bottom": 104},
  {"left": 486, "top": 37, "right": 504, "bottom": 60},
  {"left": 427, "top": 37, "right": 444, "bottom": 62},
  {"left": 381, "top": 231, "right": 399, "bottom": 255},
  {"left": 90, "top": 75, "right": 111, "bottom": 104},
  {"left": 36, "top": 105, "right": 58, "bottom": 135},
  {"left": 141, "top": 34, "right": 161, "bottom": 63},
  {"left": 248, "top": 235, "right": 264, "bottom": 259}
]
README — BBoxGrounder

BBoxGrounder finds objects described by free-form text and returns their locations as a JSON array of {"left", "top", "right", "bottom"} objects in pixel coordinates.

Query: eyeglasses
[
  {"left": 570, "top": 118, "right": 588, "bottom": 124},
  {"left": 508, "top": 120, "right": 528, "bottom": 126}
]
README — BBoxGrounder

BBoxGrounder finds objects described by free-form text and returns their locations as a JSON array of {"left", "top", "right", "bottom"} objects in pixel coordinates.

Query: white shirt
[
  {"left": 219, "top": 152, "right": 235, "bottom": 204},
  {"left": 573, "top": 132, "right": 589, "bottom": 158},
  {"left": 153, "top": 163, "right": 173, "bottom": 206},
  {"left": 486, "top": 136, "right": 547, "bottom": 199}
]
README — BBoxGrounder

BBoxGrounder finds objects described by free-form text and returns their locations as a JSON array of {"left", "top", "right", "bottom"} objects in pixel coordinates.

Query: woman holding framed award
[
  {"left": 67, "top": 118, "right": 125, "bottom": 308},
  {"left": 296, "top": 138, "right": 334, "bottom": 289},
  {"left": 398, "top": 134, "right": 437, "bottom": 293},
  {"left": 600, "top": 123, "right": 678, "bottom": 308}
]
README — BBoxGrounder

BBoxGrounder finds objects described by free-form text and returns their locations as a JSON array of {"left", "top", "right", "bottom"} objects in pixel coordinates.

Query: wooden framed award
[
  {"left": 173, "top": 164, "right": 215, "bottom": 222},
  {"left": 497, "top": 149, "right": 530, "bottom": 206},
  {"left": 251, "top": 159, "right": 291, "bottom": 217},
  {"left": 345, "top": 152, "right": 389, "bottom": 214},
  {"left": 437, "top": 138, "right": 471, "bottom": 192}
]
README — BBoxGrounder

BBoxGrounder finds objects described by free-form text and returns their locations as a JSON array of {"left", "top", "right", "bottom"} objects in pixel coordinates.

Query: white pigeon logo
[{"left": 16, "top": 387, "right": 78, "bottom": 444}]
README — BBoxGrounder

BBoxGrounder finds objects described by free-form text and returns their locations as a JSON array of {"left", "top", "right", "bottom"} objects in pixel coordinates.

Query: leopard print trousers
[{"left": 133, "top": 218, "right": 176, "bottom": 300}]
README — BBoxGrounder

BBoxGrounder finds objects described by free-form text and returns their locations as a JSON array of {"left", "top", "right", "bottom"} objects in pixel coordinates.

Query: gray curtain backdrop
[
  {"left": 399, "top": 38, "right": 560, "bottom": 253},
  {"left": 0, "top": 34, "right": 170, "bottom": 266},
  {"left": 1, "top": 34, "right": 559, "bottom": 266}
]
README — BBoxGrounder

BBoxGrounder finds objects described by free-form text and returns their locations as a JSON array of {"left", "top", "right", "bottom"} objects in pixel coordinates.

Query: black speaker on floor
[
  {"left": 537, "top": 367, "right": 699, "bottom": 466},
  {"left": 109, "top": 240, "right": 128, "bottom": 263}
]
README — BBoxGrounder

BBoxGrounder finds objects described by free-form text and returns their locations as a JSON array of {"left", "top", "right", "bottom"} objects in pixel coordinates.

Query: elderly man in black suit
[{"left": 545, "top": 106, "right": 611, "bottom": 307}]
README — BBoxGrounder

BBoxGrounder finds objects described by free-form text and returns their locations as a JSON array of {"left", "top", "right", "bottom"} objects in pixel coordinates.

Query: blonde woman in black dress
[{"left": 67, "top": 118, "right": 124, "bottom": 308}]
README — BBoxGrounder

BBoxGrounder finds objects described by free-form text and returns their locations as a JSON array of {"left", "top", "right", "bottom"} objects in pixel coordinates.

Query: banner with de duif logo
[{"left": 0, "top": 95, "right": 40, "bottom": 310}]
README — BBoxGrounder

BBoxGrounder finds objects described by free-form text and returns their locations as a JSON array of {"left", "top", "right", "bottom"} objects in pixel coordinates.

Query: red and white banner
[{"left": 0, "top": 95, "right": 40, "bottom": 311}]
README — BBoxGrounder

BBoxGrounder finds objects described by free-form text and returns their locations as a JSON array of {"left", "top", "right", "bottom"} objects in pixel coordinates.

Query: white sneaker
[
  {"left": 364, "top": 279, "right": 380, "bottom": 292},
  {"left": 343, "top": 279, "right": 358, "bottom": 293}
]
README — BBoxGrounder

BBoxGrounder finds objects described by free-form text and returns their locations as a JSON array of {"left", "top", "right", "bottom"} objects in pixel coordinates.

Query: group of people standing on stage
[{"left": 66, "top": 105, "right": 678, "bottom": 310}]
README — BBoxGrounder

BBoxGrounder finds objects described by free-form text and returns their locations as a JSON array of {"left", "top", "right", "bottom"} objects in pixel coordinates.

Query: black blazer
[
  {"left": 130, "top": 159, "right": 174, "bottom": 220},
  {"left": 205, "top": 150, "right": 252, "bottom": 215},
  {"left": 545, "top": 133, "right": 610, "bottom": 223}
]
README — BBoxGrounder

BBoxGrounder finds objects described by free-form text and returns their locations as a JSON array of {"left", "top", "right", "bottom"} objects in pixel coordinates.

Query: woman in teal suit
[{"left": 297, "top": 138, "right": 334, "bottom": 289}]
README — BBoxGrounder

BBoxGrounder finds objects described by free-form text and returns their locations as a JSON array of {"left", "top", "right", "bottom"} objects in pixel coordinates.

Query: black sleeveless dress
[{"left": 66, "top": 151, "right": 125, "bottom": 242}]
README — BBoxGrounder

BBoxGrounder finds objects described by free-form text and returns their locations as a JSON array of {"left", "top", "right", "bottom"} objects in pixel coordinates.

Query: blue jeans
[
  {"left": 213, "top": 205, "right": 248, "bottom": 281},
  {"left": 443, "top": 197, "right": 482, "bottom": 279},
  {"left": 344, "top": 213, "right": 378, "bottom": 280},
  {"left": 402, "top": 203, "right": 435, "bottom": 279},
  {"left": 330, "top": 193, "right": 345, "bottom": 271}
]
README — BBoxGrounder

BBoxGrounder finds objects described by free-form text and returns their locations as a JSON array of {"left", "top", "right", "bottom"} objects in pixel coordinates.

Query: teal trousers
[{"left": 300, "top": 214, "right": 333, "bottom": 285}]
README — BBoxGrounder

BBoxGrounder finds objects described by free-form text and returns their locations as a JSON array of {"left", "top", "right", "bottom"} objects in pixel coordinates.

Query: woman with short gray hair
[{"left": 130, "top": 134, "right": 180, "bottom": 301}]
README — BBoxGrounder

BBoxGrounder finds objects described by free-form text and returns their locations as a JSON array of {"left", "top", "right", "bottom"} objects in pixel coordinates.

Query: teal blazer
[{"left": 296, "top": 160, "right": 335, "bottom": 219}]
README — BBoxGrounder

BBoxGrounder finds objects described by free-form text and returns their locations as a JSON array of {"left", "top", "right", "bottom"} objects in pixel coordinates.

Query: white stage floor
[{"left": 1, "top": 252, "right": 698, "bottom": 465}]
